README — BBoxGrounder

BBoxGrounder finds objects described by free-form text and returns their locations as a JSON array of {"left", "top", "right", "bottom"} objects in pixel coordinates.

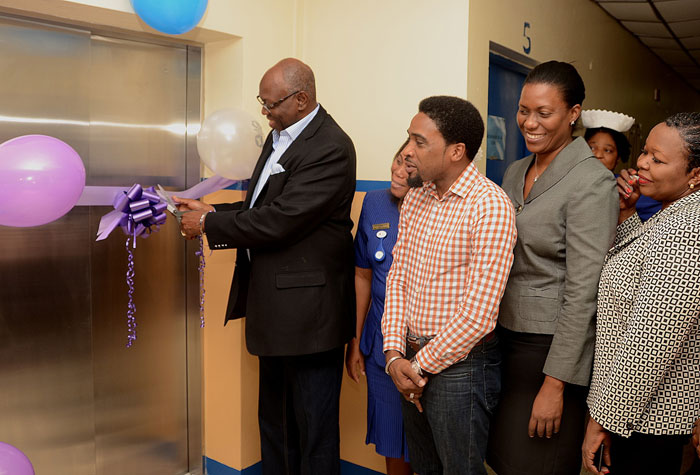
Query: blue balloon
[{"left": 131, "top": 0, "right": 208, "bottom": 35}]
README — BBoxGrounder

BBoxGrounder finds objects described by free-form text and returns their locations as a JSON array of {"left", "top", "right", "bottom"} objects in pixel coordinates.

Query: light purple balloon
[
  {"left": 0, "top": 135, "right": 86, "bottom": 227},
  {"left": 0, "top": 442, "right": 34, "bottom": 475}
]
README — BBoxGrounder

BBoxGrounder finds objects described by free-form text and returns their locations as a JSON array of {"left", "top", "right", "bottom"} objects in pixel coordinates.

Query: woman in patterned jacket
[{"left": 583, "top": 112, "right": 700, "bottom": 475}]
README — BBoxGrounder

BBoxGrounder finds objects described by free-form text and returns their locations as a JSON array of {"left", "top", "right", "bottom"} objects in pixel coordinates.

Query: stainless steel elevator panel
[
  {"left": 88, "top": 36, "right": 188, "bottom": 188},
  {"left": 0, "top": 15, "right": 201, "bottom": 475},
  {"left": 0, "top": 17, "right": 95, "bottom": 475},
  {"left": 88, "top": 36, "right": 190, "bottom": 475}
]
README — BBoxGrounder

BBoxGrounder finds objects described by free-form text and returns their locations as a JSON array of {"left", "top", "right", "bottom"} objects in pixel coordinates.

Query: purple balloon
[
  {"left": 0, "top": 442, "right": 34, "bottom": 475},
  {"left": 0, "top": 135, "right": 86, "bottom": 227}
]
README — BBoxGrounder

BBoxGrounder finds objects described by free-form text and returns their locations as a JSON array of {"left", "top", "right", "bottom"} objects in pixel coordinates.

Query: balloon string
[
  {"left": 126, "top": 237, "right": 137, "bottom": 347},
  {"left": 196, "top": 236, "right": 206, "bottom": 328}
]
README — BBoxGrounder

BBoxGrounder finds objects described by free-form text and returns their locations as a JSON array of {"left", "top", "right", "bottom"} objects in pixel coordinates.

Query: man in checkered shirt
[{"left": 382, "top": 96, "right": 517, "bottom": 475}]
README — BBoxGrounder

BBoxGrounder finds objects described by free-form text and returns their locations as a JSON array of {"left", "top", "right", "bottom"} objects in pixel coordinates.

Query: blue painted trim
[
  {"left": 356, "top": 180, "right": 391, "bottom": 192},
  {"left": 241, "top": 461, "right": 262, "bottom": 475},
  {"left": 204, "top": 456, "right": 240, "bottom": 475},
  {"left": 203, "top": 457, "right": 381, "bottom": 475},
  {"left": 341, "top": 460, "right": 384, "bottom": 474},
  {"left": 223, "top": 179, "right": 249, "bottom": 191}
]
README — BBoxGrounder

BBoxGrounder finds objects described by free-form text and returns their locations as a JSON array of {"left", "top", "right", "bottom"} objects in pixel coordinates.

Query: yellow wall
[
  {"left": 299, "top": 0, "right": 471, "bottom": 182},
  {"left": 2, "top": 0, "right": 700, "bottom": 473},
  {"left": 467, "top": 0, "right": 700, "bottom": 145}
]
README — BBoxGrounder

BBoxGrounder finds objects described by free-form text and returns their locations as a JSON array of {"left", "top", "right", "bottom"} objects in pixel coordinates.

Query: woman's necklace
[{"left": 533, "top": 157, "right": 541, "bottom": 182}]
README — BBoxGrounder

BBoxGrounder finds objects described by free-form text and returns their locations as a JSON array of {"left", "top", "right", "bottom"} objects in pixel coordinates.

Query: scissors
[{"left": 155, "top": 184, "right": 192, "bottom": 223}]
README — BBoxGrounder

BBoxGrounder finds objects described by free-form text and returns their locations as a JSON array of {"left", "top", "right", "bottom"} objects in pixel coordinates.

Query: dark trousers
[
  {"left": 258, "top": 347, "right": 344, "bottom": 475},
  {"left": 401, "top": 336, "right": 501, "bottom": 475},
  {"left": 486, "top": 327, "right": 588, "bottom": 475},
  {"left": 610, "top": 432, "right": 688, "bottom": 475}
]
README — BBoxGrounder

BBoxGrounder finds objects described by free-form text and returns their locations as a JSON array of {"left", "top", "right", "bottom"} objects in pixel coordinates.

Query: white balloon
[{"left": 197, "top": 108, "right": 264, "bottom": 180}]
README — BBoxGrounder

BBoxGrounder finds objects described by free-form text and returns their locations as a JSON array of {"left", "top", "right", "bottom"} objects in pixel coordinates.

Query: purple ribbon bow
[
  {"left": 96, "top": 184, "right": 168, "bottom": 243},
  {"left": 93, "top": 184, "right": 167, "bottom": 347}
]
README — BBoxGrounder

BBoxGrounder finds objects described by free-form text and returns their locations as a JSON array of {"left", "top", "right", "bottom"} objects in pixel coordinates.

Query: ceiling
[{"left": 592, "top": 0, "right": 700, "bottom": 93}]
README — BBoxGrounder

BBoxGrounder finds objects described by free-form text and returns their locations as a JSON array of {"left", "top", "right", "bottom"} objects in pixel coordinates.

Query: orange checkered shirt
[{"left": 382, "top": 162, "right": 517, "bottom": 373}]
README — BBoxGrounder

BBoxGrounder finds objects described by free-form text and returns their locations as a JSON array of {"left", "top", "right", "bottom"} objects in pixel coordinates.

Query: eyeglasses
[{"left": 257, "top": 90, "right": 300, "bottom": 112}]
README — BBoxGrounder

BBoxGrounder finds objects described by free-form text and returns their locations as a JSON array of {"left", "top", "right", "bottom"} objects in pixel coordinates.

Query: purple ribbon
[
  {"left": 196, "top": 236, "right": 206, "bottom": 328},
  {"left": 96, "top": 184, "right": 168, "bottom": 243},
  {"left": 125, "top": 239, "right": 137, "bottom": 347},
  {"left": 90, "top": 176, "right": 239, "bottom": 347},
  {"left": 93, "top": 176, "right": 238, "bottom": 242},
  {"left": 97, "top": 184, "right": 167, "bottom": 348}
]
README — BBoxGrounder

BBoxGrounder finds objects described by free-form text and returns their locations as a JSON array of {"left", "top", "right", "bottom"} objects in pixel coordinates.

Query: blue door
[{"left": 485, "top": 53, "right": 530, "bottom": 185}]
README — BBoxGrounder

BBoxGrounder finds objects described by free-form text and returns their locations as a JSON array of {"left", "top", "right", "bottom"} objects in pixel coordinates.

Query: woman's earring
[
  {"left": 690, "top": 183, "right": 695, "bottom": 190},
  {"left": 570, "top": 121, "right": 575, "bottom": 126}
]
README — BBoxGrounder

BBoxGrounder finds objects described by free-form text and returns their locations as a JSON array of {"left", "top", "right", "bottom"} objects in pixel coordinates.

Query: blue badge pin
[{"left": 374, "top": 230, "right": 388, "bottom": 262}]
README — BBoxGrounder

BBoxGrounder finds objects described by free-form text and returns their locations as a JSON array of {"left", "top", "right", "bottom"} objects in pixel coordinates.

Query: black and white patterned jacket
[{"left": 588, "top": 191, "right": 700, "bottom": 437}]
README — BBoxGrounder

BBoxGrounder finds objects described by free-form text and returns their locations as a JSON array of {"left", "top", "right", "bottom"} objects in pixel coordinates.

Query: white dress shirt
[{"left": 249, "top": 104, "right": 320, "bottom": 207}]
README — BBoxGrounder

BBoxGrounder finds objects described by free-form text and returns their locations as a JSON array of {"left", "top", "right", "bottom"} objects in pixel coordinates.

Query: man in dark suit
[{"left": 177, "top": 58, "right": 356, "bottom": 475}]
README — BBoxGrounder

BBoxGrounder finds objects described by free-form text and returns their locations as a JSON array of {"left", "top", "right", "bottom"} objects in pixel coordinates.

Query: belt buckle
[{"left": 406, "top": 334, "right": 431, "bottom": 352}]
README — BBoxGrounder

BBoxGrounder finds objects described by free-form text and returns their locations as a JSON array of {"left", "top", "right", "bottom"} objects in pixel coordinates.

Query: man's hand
[
  {"left": 528, "top": 375, "right": 564, "bottom": 438},
  {"left": 582, "top": 416, "right": 611, "bottom": 474},
  {"left": 172, "top": 196, "right": 214, "bottom": 239},
  {"left": 345, "top": 338, "right": 365, "bottom": 383},
  {"left": 386, "top": 351, "right": 428, "bottom": 412},
  {"left": 172, "top": 196, "right": 214, "bottom": 213}
]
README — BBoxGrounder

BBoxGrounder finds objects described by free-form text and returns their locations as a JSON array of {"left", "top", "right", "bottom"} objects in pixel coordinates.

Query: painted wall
[
  {"left": 1, "top": 0, "right": 699, "bottom": 473},
  {"left": 298, "top": 0, "right": 471, "bottom": 183},
  {"left": 466, "top": 0, "right": 700, "bottom": 147}
]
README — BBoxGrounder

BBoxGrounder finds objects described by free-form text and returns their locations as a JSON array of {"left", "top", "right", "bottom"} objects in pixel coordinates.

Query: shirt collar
[
  {"left": 272, "top": 103, "right": 321, "bottom": 145},
  {"left": 424, "top": 161, "right": 479, "bottom": 200}
]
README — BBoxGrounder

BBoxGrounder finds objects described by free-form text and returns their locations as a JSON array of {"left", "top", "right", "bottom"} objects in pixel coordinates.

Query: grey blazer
[{"left": 499, "top": 137, "right": 618, "bottom": 386}]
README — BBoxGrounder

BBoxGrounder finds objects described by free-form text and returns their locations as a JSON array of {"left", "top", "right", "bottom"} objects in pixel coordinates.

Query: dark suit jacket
[{"left": 204, "top": 106, "right": 357, "bottom": 356}]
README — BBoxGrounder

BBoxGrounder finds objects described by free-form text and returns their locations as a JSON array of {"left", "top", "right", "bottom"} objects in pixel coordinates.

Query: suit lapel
[
  {"left": 247, "top": 106, "right": 328, "bottom": 208},
  {"left": 510, "top": 156, "right": 530, "bottom": 208},
  {"left": 245, "top": 134, "right": 274, "bottom": 208},
  {"left": 276, "top": 106, "right": 327, "bottom": 169},
  {"left": 609, "top": 218, "right": 649, "bottom": 254},
  {"left": 525, "top": 137, "right": 595, "bottom": 203},
  {"left": 610, "top": 193, "right": 700, "bottom": 254}
]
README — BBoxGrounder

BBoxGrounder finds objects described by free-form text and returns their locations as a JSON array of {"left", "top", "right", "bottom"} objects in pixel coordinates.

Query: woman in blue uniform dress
[{"left": 346, "top": 144, "right": 413, "bottom": 475}]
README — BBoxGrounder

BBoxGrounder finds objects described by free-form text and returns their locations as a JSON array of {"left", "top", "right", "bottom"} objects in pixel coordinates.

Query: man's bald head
[
  {"left": 258, "top": 58, "right": 318, "bottom": 131},
  {"left": 270, "top": 58, "right": 316, "bottom": 103}
]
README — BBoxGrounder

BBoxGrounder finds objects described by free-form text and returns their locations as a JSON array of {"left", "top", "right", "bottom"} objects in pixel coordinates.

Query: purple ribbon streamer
[
  {"left": 196, "top": 236, "right": 206, "bottom": 328},
  {"left": 89, "top": 175, "right": 239, "bottom": 347},
  {"left": 125, "top": 238, "right": 137, "bottom": 347}
]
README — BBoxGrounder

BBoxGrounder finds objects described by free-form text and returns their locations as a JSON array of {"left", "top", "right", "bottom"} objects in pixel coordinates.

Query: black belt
[{"left": 406, "top": 331, "right": 495, "bottom": 353}]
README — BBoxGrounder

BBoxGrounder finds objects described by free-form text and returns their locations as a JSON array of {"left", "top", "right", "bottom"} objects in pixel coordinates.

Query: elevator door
[
  {"left": 486, "top": 53, "right": 529, "bottom": 186},
  {"left": 0, "top": 16, "right": 201, "bottom": 475}
]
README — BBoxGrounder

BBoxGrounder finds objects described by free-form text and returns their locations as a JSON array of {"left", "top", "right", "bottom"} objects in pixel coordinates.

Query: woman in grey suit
[
  {"left": 583, "top": 112, "right": 700, "bottom": 475},
  {"left": 486, "top": 61, "right": 618, "bottom": 475}
]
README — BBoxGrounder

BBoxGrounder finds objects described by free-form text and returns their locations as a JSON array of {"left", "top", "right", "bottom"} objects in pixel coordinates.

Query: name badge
[
  {"left": 372, "top": 223, "right": 390, "bottom": 230},
  {"left": 374, "top": 229, "right": 388, "bottom": 262}
]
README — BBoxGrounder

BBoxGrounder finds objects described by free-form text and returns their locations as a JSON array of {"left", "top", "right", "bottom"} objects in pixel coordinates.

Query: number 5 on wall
[{"left": 523, "top": 22, "right": 531, "bottom": 55}]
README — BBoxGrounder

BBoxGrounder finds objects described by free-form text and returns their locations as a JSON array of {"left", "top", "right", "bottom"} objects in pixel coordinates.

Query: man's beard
[{"left": 407, "top": 173, "right": 424, "bottom": 188}]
